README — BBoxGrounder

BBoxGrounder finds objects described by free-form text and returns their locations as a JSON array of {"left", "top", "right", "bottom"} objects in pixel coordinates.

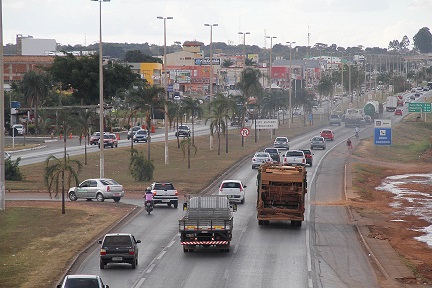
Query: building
[
  {"left": 3, "top": 55, "right": 55, "bottom": 83},
  {"left": 16, "top": 34, "right": 57, "bottom": 56}
]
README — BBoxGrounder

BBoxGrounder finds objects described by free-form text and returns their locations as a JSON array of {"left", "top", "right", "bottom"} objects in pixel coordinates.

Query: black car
[
  {"left": 175, "top": 125, "right": 191, "bottom": 137},
  {"left": 264, "top": 147, "right": 280, "bottom": 163},
  {"left": 99, "top": 233, "right": 141, "bottom": 269}
]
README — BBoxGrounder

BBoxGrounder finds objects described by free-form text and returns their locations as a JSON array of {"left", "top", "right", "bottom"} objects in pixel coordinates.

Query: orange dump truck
[{"left": 256, "top": 163, "right": 307, "bottom": 227}]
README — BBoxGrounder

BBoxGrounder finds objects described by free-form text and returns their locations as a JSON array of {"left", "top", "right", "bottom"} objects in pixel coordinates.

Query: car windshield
[
  {"left": 275, "top": 137, "right": 287, "bottom": 142},
  {"left": 255, "top": 153, "right": 269, "bottom": 157},
  {"left": 137, "top": 130, "right": 147, "bottom": 135},
  {"left": 312, "top": 137, "right": 323, "bottom": 141},
  {"left": 154, "top": 183, "right": 175, "bottom": 190},
  {"left": 92, "top": 132, "right": 100, "bottom": 137},
  {"left": 99, "top": 179, "right": 119, "bottom": 185},
  {"left": 103, "top": 235, "right": 132, "bottom": 246},
  {"left": 302, "top": 150, "right": 311, "bottom": 155},
  {"left": 286, "top": 151, "right": 304, "bottom": 157},
  {"left": 65, "top": 278, "right": 100, "bottom": 288},
  {"left": 178, "top": 126, "right": 188, "bottom": 130},
  {"left": 222, "top": 182, "right": 241, "bottom": 189},
  {"left": 264, "top": 149, "right": 277, "bottom": 153},
  {"left": 322, "top": 130, "right": 331, "bottom": 133}
]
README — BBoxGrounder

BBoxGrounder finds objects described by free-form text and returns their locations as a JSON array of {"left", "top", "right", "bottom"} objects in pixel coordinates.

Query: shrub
[
  {"left": 5, "top": 157, "right": 24, "bottom": 181},
  {"left": 129, "top": 149, "right": 154, "bottom": 181}
]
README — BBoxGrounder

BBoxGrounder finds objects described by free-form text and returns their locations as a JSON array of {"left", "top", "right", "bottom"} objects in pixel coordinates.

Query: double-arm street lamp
[
  {"left": 204, "top": 24, "right": 218, "bottom": 102},
  {"left": 238, "top": 32, "right": 250, "bottom": 68},
  {"left": 91, "top": 0, "right": 110, "bottom": 178},
  {"left": 266, "top": 36, "right": 277, "bottom": 87},
  {"left": 286, "top": 41, "right": 296, "bottom": 128},
  {"left": 157, "top": 16, "right": 173, "bottom": 165}
]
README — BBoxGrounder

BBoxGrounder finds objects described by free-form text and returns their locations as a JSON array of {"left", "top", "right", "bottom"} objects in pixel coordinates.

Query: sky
[{"left": 4, "top": 0, "right": 432, "bottom": 51}]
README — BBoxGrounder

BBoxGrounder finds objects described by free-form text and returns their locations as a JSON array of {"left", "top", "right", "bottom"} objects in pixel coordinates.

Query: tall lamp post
[
  {"left": 158, "top": 16, "right": 173, "bottom": 165},
  {"left": 286, "top": 41, "right": 296, "bottom": 128},
  {"left": 238, "top": 32, "right": 250, "bottom": 68},
  {"left": 266, "top": 36, "right": 277, "bottom": 87},
  {"left": 204, "top": 23, "right": 217, "bottom": 151},
  {"left": 91, "top": 0, "right": 110, "bottom": 178},
  {"left": 0, "top": 0, "right": 5, "bottom": 210},
  {"left": 204, "top": 24, "right": 218, "bottom": 102},
  {"left": 239, "top": 32, "right": 253, "bottom": 142}
]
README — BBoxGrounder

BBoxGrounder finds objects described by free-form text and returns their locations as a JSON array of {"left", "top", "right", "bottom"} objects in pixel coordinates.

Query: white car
[
  {"left": 218, "top": 180, "right": 247, "bottom": 204},
  {"left": 68, "top": 178, "right": 125, "bottom": 202},
  {"left": 252, "top": 152, "right": 272, "bottom": 169},
  {"left": 283, "top": 150, "right": 306, "bottom": 166},
  {"left": 12, "top": 124, "right": 25, "bottom": 135},
  {"left": 57, "top": 275, "right": 109, "bottom": 288}
]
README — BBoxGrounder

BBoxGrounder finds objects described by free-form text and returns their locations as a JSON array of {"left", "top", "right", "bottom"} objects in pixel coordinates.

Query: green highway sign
[{"left": 408, "top": 102, "right": 431, "bottom": 113}]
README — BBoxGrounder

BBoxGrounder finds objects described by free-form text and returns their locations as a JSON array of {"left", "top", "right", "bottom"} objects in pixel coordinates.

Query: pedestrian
[{"left": 346, "top": 138, "right": 353, "bottom": 152}]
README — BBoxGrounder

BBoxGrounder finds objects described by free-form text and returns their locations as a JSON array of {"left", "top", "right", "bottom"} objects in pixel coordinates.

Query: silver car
[
  {"left": 68, "top": 178, "right": 125, "bottom": 202},
  {"left": 252, "top": 152, "right": 272, "bottom": 169},
  {"left": 310, "top": 136, "right": 326, "bottom": 150},
  {"left": 273, "top": 136, "right": 289, "bottom": 150}
]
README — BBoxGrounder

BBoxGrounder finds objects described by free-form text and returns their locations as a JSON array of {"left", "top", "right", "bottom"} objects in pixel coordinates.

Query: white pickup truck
[
  {"left": 148, "top": 182, "right": 178, "bottom": 208},
  {"left": 282, "top": 150, "right": 306, "bottom": 166}
]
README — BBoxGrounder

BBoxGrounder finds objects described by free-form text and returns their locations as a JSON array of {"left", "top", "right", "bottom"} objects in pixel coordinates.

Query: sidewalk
[{"left": 344, "top": 157, "right": 419, "bottom": 287}]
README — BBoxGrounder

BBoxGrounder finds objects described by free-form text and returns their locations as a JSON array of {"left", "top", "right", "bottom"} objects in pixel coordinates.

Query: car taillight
[
  {"left": 240, "top": 186, "right": 243, "bottom": 192},
  {"left": 107, "top": 186, "right": 110, "bottom": 192},
  {"left": 128, "top": 249, "right": 135, "bottom": 255},
  {"left": 302, "top": 159, "right": 305, "bottom": 164},
  {"left": 175, "top": 190, "right": 178, "bottom": 196},
  {"left": 100, "top": 249, "right": 106, "bottom": 256},
  {"left": 219, "top": 186, "right": 223, "bottom": 192},
  {"left": 152, "top": 190, "right": 157, "bottom": 196}
]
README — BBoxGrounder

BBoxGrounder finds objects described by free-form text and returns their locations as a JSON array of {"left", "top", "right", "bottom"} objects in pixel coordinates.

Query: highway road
[
  {"left": 68, "top": 122, "right": 379, "bottom": 288},
  {"left": 8, "top": 91, "right": 427, "bottom": 287}
]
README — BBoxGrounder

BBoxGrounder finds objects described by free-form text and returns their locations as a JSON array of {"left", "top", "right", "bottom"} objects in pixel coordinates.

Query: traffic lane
[
  {"left": 308, "top": 133, "right": 378, "bottom": 287},
  {"left": 74, "top": 204, "right": 183, "bottom": 288},
  {"left": 137, "top": 166, "right": 309, "bottom": 288}
]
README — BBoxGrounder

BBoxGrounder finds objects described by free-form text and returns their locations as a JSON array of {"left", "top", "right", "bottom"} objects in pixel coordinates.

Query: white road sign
[{"left": 254, "top": 119, "right": 279, "bottom": 129}]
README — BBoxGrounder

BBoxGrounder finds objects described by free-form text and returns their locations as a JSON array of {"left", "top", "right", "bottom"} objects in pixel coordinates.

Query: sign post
[
  {"left": 240, "top": 128, "right": 250, "bottom": 137},
  {"left": 374, "top": 119, "right": 392, "bottom": 146}
]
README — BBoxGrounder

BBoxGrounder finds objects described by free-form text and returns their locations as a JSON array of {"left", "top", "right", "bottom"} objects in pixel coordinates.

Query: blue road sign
[{"left": 374, "top": 127, "right": 392, "bottom": 146}]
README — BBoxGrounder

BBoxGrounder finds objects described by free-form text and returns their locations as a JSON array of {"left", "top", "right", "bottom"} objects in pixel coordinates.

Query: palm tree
[
  {"left": 180, "top": 137, "right": 198, "bottom": 169},
  {"left": 126, "top": 82, "right": 165, "bottom": 160},
  {"left": 44, "top": 155, "right": 82, "bottom": 214},
  {"left": 75, "top": 109, "right": 97, "bottom": 165},
  {"left": 181, "top": 97, "right": 203, "bottom": 144},
  {"left": 236, "top": 68, "right": 263, "bottom": 146},
  {"left": 213, "top": 94, "right": 236, "bottom": 153},
  {"left": 206, "top": 100, "right": 230, "bottom": 155},
  {"left": 19, "top": 71, "right": 50, "bottom": 131}
]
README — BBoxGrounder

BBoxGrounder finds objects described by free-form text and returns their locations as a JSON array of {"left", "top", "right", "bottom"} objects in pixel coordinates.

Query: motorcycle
[{"left": 145, "top": 200, "right": 154, "bottom": 215}]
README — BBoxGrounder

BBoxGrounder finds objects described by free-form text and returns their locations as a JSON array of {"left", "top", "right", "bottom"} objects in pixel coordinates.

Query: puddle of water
[{"left": 376, "top": 173, "right": 432, "bottom": 247}]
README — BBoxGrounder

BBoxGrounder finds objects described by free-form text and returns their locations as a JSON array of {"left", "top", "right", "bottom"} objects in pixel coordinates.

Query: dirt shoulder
[{"left": 347, "top": 142, "right": 432, "bottom": 286}]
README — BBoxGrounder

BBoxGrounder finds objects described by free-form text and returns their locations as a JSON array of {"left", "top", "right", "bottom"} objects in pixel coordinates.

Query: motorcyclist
[
  {"left": 354, "top": 126, "right": 360, "bottom": 138},
  {"left": 144, "top": 188, "right": 154, "bottom": 207}
]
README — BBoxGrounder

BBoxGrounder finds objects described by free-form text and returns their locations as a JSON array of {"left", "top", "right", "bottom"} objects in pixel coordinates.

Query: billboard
[
  {"left": 168, "top": 70, "right": 191, "bottom": 83},
  {"left": 194, "top": 58, "right": 221, "bottom": 66}
]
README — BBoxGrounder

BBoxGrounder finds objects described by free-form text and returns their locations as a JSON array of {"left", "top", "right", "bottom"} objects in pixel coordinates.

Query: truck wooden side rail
[
  {"left": 179, "top": 195, "right": 236, "bottom": 253},
  {"left": 257, "top": 164, "right": 307, "bottom": 227}
]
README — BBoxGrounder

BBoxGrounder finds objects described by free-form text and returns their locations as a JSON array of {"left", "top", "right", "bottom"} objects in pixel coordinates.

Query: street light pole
[
  {"left": 158, "top": 16, "right": 173, "bottom": 165},
  {"left": 286, "top": 41, "right": 296, "bottom": 128},
  {"left": 238, "top": 32, "right": 250, "bottom": 68},
  {"left": 91, "top": 0, "right": 110, "bottom": 178},
  {"left": 266, "top": 36, "right": 277, "bottom": 87},
  {"left": 204, "top": 24, "right": 218, "bottom": 102},
  {"left": 0, "top": 0, "right": 5, "bottom": 210},
  {"left": 204, "top": 23, "right": 217, "bottom": 151}
]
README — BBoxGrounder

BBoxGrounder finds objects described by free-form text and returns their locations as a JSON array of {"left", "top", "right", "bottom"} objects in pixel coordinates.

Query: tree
[
  {"left": 180, "top": 137, "right": 198, "bottom": 169},
  {"left": 47, "top": 53, "right": 139, "bottom": 105},
  {"left": 74, "top": 109, "right": 97, "bottom": 165},
  {"left": 181, "top": 97, "right": 203, "bottom": 145},
  {"left": 222, "top": 59, "right": 234, "bottom": 68},
  {"left": 205, "top": 100, "right": 229, "bottom": 155},
  {"left": 129, "top": 149, "right": 155, "bottom": 181},
  {"left": 126, "top": 81, "right": 165, "bottom": 160},
  {"left": 212, "top": 94, "right": 237, "bottom": 153},
  {"left": 413, "top": 27, "right": 432, "bottom": 53},
  {"left": 19, "top": 71, "right": 50, "bottom": 131},
  {"left": 236, "top": 68, "right": 263, "bottom": 146},
  {"left": 124, "top": 50, "right": 162, "bottom": 63},
  {"left": 318, "top": 75, "right": 333, "bottom": 102},
  {"left": 44, "top": 155, "right": 82, "bottom": 214}
]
